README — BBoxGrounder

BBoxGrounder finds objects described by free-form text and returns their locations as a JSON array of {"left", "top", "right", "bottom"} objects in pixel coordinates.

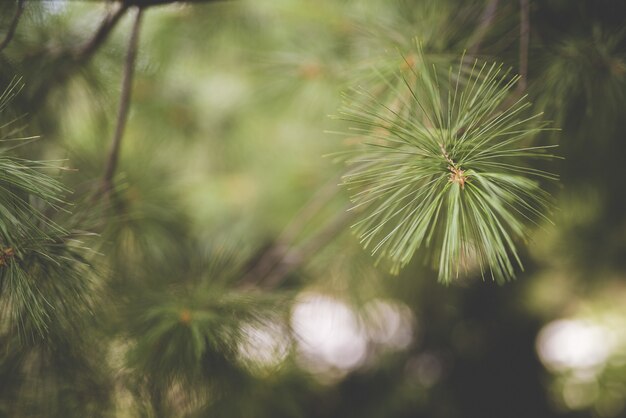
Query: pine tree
[{"left": 0, "top": 1, "right": 624, "bottom": 417}]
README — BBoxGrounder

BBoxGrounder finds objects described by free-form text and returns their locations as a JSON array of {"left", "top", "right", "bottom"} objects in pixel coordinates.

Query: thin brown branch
[
  {"left": 29, "top": 1, "right": 225, "bottom": 108},
  {"left": 468, "top": 0, "right": 500, "bottom": 56},
  {"left": 100, "top": 6, "right": 144, "bottom": 196},
  {"left": 239, "top": 177, "right": 342, "bottom": 286},
  {"left": 517, "top": 0, "right": 530, "bottom": 92},
  {"left": 30, "top": 3, "right": 129, "bottom": 107},
  {"left": 0, "top": 0, "right": 25, "bottom": 52},
  {"left": 439, "top": 142, "right": 455, "bottom": 167},
  {"left": 122, "top": 0, "right": 228, "bottom": 7},
  {"left": 74, "top": 2, "right": 129, "bottom": 64}
]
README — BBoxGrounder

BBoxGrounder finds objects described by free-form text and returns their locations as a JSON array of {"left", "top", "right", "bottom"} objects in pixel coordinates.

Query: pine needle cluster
[
  {"left": 0, "top": 80, "right": 94, "bottom": 340},
  {"left": 125, "top": 242, "right": 290, "bottom": 413},
  {"left": 339, "top": 51, "right": 558, "bottom": 283}
]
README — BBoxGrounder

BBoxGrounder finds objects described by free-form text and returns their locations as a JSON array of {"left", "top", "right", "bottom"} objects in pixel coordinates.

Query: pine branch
[
  {"left": 101, "top": 6, "right": 144, "bottom": 197},
  {"left": 0, "top": 0, "right": 25, "bottom": 52},
  {"left": 30, "top": 3, "right": 129, "bottom": 107},
  {"left": 122, "top": 0, "right": 229, "bottom": 7},
  {"left": 338, "top": 48, "right": 558, "bottom": 283},
  {"left": 74, "top": 2, "right": 129, "bottom": 64},
  {"left": 239, "top": 176, "right": 341, "bottom": 286},
  {"left": 127, "top": 272, "right": 289, "bottom": 413},
  {"left": 0, "top": 80, "right": 96, "bottom": 339}
]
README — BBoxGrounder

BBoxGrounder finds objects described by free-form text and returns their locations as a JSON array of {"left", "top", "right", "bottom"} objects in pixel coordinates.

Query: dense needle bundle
[
  {"left": 0, "top": 80, "right": 94, "bottom": 339},
  {"left": 340, "top": 52, "right": 558, "bottom": 283}
]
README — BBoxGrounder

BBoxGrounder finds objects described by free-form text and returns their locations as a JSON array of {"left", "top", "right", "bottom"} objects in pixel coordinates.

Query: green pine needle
[
  {"left": 338, "top": 50, "right": 559, "bottom": 283},
  {"left": 0, "top": 79, "right": 95, "bottom": 340},
  {"left": 126, "top": 241, "right": 289, "bottom": 389}
]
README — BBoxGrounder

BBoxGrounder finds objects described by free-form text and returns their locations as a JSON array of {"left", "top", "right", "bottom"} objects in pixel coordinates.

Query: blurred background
[{"left": 0, "top": 0, "right": 625, "bottom": 417}]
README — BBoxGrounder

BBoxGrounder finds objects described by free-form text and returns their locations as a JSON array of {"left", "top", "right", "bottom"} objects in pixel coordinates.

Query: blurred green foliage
[{"left": 0, "top": 0, "right": 625, "bottom": 417}]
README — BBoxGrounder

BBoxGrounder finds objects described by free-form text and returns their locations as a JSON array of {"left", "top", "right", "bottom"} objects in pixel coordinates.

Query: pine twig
[
  {"left": 74, "top": 2, "right": 129, "bottom": 64},
  {"left": 340, "top": 51, "right": 557, "bottom": 282},
  {"left": 0, "top": 0, "right": 25, "bottom": 52},
  {"left": 517, "top": 0, "right": 530, "bottom": 92},
  {"left": 260, "top": 207, "right": 354, "bottom": 288},
  {"left": 30, "top": 3, "right": 129, "bottom": 107},
  {"left": 101, "top": 6, "right": 144, "bottom": 196},
  {"left": 123, "top": 0, "right": 229, "bottom": 7},
  {"left": 240, "top": 176, "right": 346, "bottom": 286}
]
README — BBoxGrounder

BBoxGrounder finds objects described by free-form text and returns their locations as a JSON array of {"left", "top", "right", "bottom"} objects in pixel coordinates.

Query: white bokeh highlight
[
  {"left": 290, "top": 292, "right": 415, "bottom": 379},
  {"left": 291, "top": 293, "right": 368, "bottom": 372},
  {"left": 238, "top": 322, "right": 290, "bottom": 371},
  {"left": 536, "top": 319, "right": 614, "bottom": 372},
  {"left": 363, "top": 299, "right": 414, "bottom": 350}
]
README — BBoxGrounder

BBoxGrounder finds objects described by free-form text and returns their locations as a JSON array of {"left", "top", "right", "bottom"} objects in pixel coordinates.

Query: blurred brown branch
[
  {"left": 240, "top": 177, "right": 354, "bottom": 289},
  {"left": 260, "top": 207, "right": 354, "bottom": 289},
  {"left": 122, "top": 0, "right": 229, "bottom": 7},
  {"left": 101, "top": 6, "right": 144, "bottom": 197},
  {"left": 0, "top": 0, "right": 25, "bottom": 52},
  {"left": 30, "top": 3, "right": 129, "bottom": 107},
  {"left": 74, "top": 2, "right": 129, "bottom": 64},
  {"left": 29, "top": 1, "right": 227, "bottom": 108}
]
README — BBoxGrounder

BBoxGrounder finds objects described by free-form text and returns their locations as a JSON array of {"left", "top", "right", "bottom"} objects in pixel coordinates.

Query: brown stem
[
  {"left": 439, "top": 142, "right": 467, "bottom": 188},
  {"left": 30, "top": 3, "right": 129, "bottom": 107},
  {"left": 74, "top": 3, "right": 129, "bottom": 64},
  {"left": 123, "top": 0, "right": 228, "bottom": 7},
  {"left": 239, "top": 177, "right": 343, "bottom": 286},
  {"left": 0, "top": 0, "right": 25, "bottom": 52},
  {"left": 259, "top": 207, "right": 354, "bottom": 289},
  {"left": 517, "top": 0, "right": 530, "bottom": 92},
  {"left": 100, "top": 6, "right": 144, "bottom": 197},
  {"left": 439, "top": 142, "right": 455, "bottom": 167}
]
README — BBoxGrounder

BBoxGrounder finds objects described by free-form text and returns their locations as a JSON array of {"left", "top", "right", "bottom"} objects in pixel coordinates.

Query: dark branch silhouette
[
  {"left": 30, "top": 3, "right": 129, "bottom": 107},
  {"left": 74, "top": 2, "right": 129, "bottom": 64},
  {"left": 29, "top": 1, "right": 226, "bottom": 109},
  {"left": 0, "top": 0, "right": 25, "bottom": 52},
  {"left": 101, "top": 6, "right": 144, "bottom": 196},
  {"left": 122, "top": 0, "right": 228, "bottom": 7},
  {"left": 260, "top": 207, "right": 353, "bottom": 288}
]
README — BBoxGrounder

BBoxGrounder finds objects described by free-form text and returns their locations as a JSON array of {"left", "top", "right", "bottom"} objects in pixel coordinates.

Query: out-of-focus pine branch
[
  {"left": 100, "top": 6, "right": 144, "bottom": 197},
  {"left": 0, "top": 0, "right": 25, "bottom": 52},
  {"left": 0, "top": 80, "right": 96, "bottom": 341},
  {"left": 122, "top": 0, "right": 229, "bottom": 6},
  {"left": 29, "top": 3, "right": 129, "bottom": 107}
]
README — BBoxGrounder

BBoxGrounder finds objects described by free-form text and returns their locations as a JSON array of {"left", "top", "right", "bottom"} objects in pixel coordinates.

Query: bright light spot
[
  {"left": 363, "top": 299, "right": 414, "bottom": 350},
  {"left": 238, "top": 322, "right": 289, "bottom": 371},
  {"left": 42, "top": 0, "right": 67, "bottom": 15},
  {"left": 536, "top": 319, "right": 614, "bottom": 372},
  {"left": 291, "top": 293, "right": 368, "bottom": 373}
]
